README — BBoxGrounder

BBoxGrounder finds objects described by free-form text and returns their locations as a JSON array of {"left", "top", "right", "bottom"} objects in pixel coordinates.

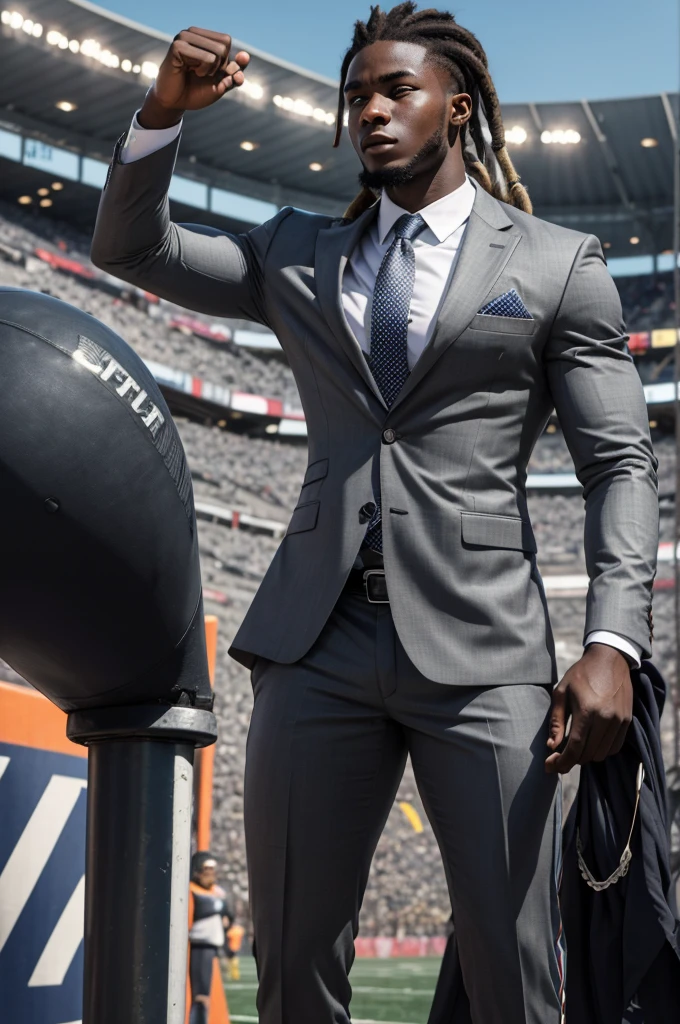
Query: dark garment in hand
[{"left": 562, "top": 660, "right": 680, "bottom": 1024}]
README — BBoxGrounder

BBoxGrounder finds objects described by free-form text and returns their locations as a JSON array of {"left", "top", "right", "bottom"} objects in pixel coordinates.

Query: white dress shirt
[
  {"left": 120, "top": 112, "right": 183, "bottom": 164},
  {"left": 121, "top": 114, "right": 643, "bottom": 668},
  {"left": 342, "top": 181, "right": 475, "bottom": 366}
]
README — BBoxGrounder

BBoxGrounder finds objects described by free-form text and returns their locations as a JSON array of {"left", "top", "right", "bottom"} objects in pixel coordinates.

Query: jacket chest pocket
[
  {"left": 467, "top": 312, "right": 537, "bottom": 337},
  {"left": 453, "top": 315, "right": 541, "bottom": 385}
]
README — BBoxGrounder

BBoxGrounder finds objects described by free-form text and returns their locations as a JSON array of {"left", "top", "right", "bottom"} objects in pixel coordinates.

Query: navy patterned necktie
[{"left": 363, "top": 211, "right": 425, "bottom": 552}]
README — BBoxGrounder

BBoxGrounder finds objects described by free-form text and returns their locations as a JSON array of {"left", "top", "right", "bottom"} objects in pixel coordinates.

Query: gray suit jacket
[{"left": 91, "top": 134, "right": 658, "bottom": 685}]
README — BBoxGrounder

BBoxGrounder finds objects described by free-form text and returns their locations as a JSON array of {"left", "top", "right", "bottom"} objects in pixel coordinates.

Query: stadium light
[
  {"left": 39, "top": 197, "right": 52, "bottom": 207},
  {"left": 309, "top": 162, "right": 323, "bottom": 171},
  {"left": 0, "top": 8, "right": 39, "bottom": 34},
  {"left": 241, "top": 79, "right": 265, "bottom": 101},
  {"left": 505, "top": 126, "right": 527, "bottom": 145},
  {"left": 3, "top": 9, "right": 21, "bottom": 28},
  {"left": 55, "top": 100, "right": 77, "bottom": 112},
  {"left": 82, "top": 38, "right": 121, "bottom": 69},
  {"left": 17, "top": 195, "right": 32, "bottom": 204},
  {"left": 4, "top": 9, "right": 329, "bottom": 119},
  {"left": 541, "top": 129, "right": 581, "bottom": 145},
  {"left": 641, "top": 137, "right": 659, "bottom": 148},
  {"left": 240, "top": 140, "right": 259, "bottom": 151},
  {"left": 3, "top": 8, "right": 164, "bottom": 82},
  {"left": 37, "top": 187, "right": 50, "bottom": 196},
  {"left": 630, "top": 236, "right": 640, "bottom": 245},
  {"left": 51, "top": 181, "right": 64, "bottom": 190},
  {"left": 273, "top": 94, "right": 337, "bottom": 127}
]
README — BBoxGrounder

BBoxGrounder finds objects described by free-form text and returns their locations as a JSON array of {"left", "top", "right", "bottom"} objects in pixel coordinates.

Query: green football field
[{"left": 224, "top": 956, "right": 441, "bottom": 1023}]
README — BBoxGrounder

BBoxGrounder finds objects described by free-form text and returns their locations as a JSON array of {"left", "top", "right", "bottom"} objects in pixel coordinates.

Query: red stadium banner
[
  {"left": 33, "top": 248, "right": 95, "bottom": 279},
  {"left": 628, "top": 331, "right": 651, "bottom": 353},
  {"left": 354, "top": 935, "right": 448, "bottom": 958}
]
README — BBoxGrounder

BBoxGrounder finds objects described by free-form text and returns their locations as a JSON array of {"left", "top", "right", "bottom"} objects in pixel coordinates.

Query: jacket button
[
  {"left": 359, "top": 501, "right": 376, "bottom": 522},
  {"left": 382, "top": 428, "right": 397, "bottom": 444}
]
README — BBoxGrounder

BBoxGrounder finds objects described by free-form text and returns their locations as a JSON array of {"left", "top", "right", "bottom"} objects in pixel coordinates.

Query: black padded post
[{"left": 0, "top": 288, "right": 217, "bottom": 1023}]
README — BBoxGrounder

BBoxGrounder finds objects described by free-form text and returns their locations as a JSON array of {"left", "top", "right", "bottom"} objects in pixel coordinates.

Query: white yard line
[{"left": 226, "top": 983, "right": 426, "bottom": 996}]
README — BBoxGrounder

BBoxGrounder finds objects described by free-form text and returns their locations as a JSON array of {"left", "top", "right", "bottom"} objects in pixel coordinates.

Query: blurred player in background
[{"left": 188, "top": 852, "right": 234, "bottom": 1024}]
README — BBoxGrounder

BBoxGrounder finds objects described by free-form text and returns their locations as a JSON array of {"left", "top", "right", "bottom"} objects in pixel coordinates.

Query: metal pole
[{"left": 68, "top": 704, "right": 217, "bottom": 1024}]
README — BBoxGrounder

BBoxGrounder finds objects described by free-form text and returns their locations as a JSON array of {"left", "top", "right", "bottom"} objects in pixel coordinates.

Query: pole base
[{"left": 67, "top": 703, "right": 217, "bottom": 747}]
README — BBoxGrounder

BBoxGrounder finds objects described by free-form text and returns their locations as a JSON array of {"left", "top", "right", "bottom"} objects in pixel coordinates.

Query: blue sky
[{"left": 99, "top": 0, "right": 677, "bottom": 102}]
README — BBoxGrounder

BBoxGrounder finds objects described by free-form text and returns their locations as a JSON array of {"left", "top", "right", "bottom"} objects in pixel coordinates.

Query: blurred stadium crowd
[{"left": 0, "top": 200, "right": 676, "bottom": 937}]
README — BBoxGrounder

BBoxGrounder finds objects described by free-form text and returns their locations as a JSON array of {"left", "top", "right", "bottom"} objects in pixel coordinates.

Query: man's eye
[
  {"left": 393, "top": 86, "right": 414, "bottom": 97},
  {"left": 349, "top": 95, "right": 366, "bottom": 106}
]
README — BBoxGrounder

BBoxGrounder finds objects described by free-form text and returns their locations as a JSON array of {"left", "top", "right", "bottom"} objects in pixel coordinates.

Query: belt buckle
[{"left": 363, "top": 569, "right": 389, "bottom": 604}]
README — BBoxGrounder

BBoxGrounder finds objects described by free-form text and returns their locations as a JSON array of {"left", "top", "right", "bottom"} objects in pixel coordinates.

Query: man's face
[{"left": 345, "top": 41, "right": 459, "bottom": 186}]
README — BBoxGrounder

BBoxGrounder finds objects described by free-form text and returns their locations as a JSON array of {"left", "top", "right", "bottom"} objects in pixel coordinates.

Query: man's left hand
[{"left": 545, "top": 643, "right": 633, "bottom": 774}]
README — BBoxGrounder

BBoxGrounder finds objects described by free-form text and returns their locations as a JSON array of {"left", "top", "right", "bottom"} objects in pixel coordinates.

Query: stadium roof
[{"left": 0, "top": 0, "right": 677, "bottom": 257}]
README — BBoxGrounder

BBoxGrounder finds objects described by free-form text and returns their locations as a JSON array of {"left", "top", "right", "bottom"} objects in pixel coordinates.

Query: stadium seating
[
  {"left": 0, "top": 201, "right": 675, "bottom": 938},
  {"left": 615, "top": 271, "right": 675, "bottom": 332},
  {"left": 0, "top": 200, "right": 300, "bottom": 405}
]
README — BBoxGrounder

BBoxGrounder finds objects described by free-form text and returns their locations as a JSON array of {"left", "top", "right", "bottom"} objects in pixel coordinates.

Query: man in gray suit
[{"left": 91, "top": 5, "right": 658, "bottom": 1022}]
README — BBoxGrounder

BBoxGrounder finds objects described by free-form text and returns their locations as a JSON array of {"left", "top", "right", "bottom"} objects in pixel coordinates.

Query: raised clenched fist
[{"left": 138, "top": 28, "right": 250, "bottom": 129}]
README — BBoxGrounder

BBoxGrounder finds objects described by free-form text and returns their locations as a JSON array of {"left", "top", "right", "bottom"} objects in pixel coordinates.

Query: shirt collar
[{"left": 377, "top": 175, "right": 476, "bottom": 245}]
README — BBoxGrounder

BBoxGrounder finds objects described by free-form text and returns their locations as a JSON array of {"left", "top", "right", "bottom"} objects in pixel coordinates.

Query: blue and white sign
[
  {"left": 23, "top": 140, "right": 80, "bottom": 181},
  {"left": 0, "top": 742, "right": 87, "bottom": 1024}
]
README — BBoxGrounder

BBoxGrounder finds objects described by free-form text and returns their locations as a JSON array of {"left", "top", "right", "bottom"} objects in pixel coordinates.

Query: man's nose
[{"left": 361, "top": 93, "right": 391, "bottom": 126}]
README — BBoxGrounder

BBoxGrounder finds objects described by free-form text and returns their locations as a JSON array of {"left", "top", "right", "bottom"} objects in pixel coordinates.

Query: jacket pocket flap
[
  {"left": 461, "top": 512, "right": 536, "bottom": 552},
  {"left": 468, "top": 313, "right": 537, "bottom": 336},
  {"left": 286, "top": 500, "right": 320, "bottom": 535},
  {"left": 302, "top": 458, "right": 329, "bottom": 486}
]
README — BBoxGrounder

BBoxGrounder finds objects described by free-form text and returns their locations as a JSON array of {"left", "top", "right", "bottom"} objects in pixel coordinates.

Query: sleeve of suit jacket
[
  {"left": 90, "top": 133, "right": 291, "bottom": 326},
  {"left": 545, "top": 234, "right": 658, "bottom": 659}
]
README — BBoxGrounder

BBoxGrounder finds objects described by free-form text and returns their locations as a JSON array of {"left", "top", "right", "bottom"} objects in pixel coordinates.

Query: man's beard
[{"left": 358, "top": 128, "right": 445, "bottom": 190}]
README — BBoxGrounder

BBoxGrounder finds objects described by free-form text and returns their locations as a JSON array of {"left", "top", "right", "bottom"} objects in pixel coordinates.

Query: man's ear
[{"left": 449, "top": 91, "right": 473, "bottom": 127}]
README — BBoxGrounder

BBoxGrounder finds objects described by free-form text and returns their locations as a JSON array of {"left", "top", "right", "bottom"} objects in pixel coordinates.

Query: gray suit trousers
[{"left": 244, "top": 590, "right": 565, "bottom": 1024}]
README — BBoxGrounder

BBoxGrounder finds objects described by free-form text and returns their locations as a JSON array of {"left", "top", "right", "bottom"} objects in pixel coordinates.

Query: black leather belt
[{"left": 344, "top": 567, "right": 389, "bottom": 604}]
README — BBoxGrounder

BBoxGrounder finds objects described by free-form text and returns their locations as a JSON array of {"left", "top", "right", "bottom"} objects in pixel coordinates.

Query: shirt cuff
[
  {"left": 119, "top": 111, "right": 182, "bottom": 165},
  {"left": 584, "top": 630, "right": 642, "bottom": 669}
]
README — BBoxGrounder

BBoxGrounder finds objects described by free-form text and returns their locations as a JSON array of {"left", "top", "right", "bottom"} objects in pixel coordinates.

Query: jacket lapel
[
  {"left": 315, "top": 204, "right": 387, "bottom": 410},
  {"left": 389, "top": 185, "right": 522, "bottom": 412}
]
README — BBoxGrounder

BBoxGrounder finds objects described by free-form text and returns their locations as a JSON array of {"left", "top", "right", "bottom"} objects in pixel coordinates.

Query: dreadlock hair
[{"left": 334, "top": 3, "right": 532, "bottom": 220}]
